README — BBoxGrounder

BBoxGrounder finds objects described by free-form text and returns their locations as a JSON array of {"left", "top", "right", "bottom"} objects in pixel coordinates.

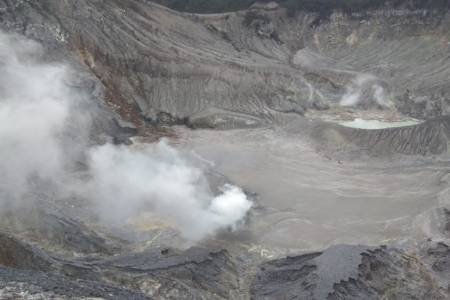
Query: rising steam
[
  {"left": 0, "top": 31, "right": 71, "bottom": 203},
  {"left": 340, "top": 73, "right": 393, "bottom": 108},
  {"left": 87, "top": 141, "right": 252, "bottom": 241},
  {"left": 0, "top": 30, "right": 252, "bottom": 242}
]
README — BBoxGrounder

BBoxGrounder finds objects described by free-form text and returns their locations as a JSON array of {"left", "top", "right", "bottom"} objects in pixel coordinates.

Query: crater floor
[{"left": 174, "top": 126, "right": 447, "bottom": 253}]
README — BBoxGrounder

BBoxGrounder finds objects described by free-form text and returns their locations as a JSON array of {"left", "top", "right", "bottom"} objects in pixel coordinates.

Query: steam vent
[{"left": 1, "top": 0, "right": 450, "bottom": 299}]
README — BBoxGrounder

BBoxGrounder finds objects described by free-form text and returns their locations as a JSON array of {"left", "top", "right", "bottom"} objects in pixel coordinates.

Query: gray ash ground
[{"left": 174, "top": 127, "right": 443, "bottom": 251}]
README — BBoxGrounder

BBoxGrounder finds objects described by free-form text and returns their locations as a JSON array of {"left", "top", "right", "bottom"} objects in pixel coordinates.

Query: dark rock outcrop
[
  {"left": 0, "top": 266, "right": 150, "bottom": 300},
  {"left": 425, "top": 242, "right": 450, "bottom": 284},
  {"left": 0, "top": 207, "right": 116, "bottom": 257},
  {"left": 0, "top": 233, "right": 239, "bottom": 299},
  {"left": 0, "top": 234, "right": 54, "bottom": 272},
  {"left": 2, "top": 214, "right": 450, "bottom": 299},
  {"left": 97, "top": 247, "right": 240, "bottom": 299},
  {"left": 252, "top": 245, "right": 449, "bottom": 299}
]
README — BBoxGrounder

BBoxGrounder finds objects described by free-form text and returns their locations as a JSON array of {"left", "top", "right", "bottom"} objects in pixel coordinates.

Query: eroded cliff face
[{"left": 1, "top": 0, "right": 449, "bottom": 129}]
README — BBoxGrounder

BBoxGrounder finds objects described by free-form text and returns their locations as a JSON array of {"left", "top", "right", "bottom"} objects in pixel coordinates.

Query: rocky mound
[
  {"left": 0, "top": 234, "right": 53, "bottom": 272},
  {"left": 309, "top": 116, "right": 450, "bottom": 156},
  {"left": 0, "top": 207, "right": 117, "bottom": 257},
  {"left": 252, "top": 245, "right": 449, "bottom": 299},
  {"left": 2, "top": 228, "right": 449, "bottom": 299},
  {"left": 0, "top": 228, "right": 240, "bottom": 299}
]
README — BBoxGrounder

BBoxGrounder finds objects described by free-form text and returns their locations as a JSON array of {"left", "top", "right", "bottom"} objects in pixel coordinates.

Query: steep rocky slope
[
  {"left": 2, "top": 0, "right": 449, "bottom": 156},
  {"left": 2, "top": 0, "right": 449, "bottom": 128}
]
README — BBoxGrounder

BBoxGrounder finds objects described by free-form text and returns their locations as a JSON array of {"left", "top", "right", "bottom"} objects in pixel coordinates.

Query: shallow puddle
[{"left": 339, "top": 118, "right": 422, "bottom": 129}]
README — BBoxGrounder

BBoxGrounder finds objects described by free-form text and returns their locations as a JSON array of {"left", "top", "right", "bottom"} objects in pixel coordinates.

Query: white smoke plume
[
  {"left": 340, "top": 73, "right": 392, "bottom": 108},
  {"left": 87, "top": 141, "right": 252, "bottom": 241},
  {"left": 0, "top": 30, "right": 252, "bottom": 242},
  {"left": 0, "top": 31, "right": 71, "bottom": 203}
]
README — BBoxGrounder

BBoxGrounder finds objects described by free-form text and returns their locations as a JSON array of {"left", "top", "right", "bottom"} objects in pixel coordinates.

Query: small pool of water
[{"left": 339, "top": 118, "right": 422, "bottom": 129}]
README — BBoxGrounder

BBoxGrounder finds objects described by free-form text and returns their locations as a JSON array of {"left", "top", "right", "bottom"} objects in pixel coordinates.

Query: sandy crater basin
[{"left": 173, "top": 126, "right": 445, "bottom": 253}]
